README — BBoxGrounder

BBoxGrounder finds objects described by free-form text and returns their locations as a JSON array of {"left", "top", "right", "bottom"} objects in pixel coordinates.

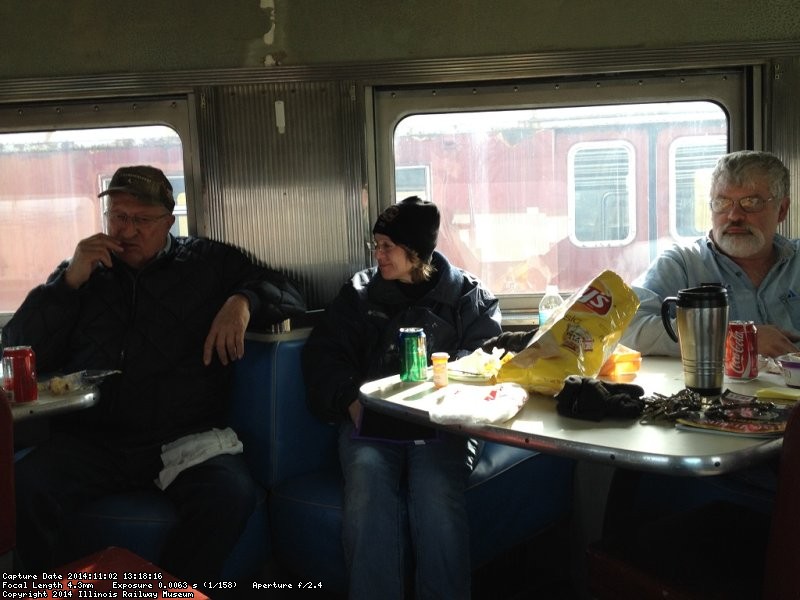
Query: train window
[
  {"left": 670, "top": 135, "right": 728, "bottom": 239},
  {"left": 390, "top": 102, "right": 727, "bottom": 297},
  {"left": 376, "top": 73, "right": 743, "bottom": 310},
  {"left": 0, "top": 125, "right": 185, "bottom": 315}
]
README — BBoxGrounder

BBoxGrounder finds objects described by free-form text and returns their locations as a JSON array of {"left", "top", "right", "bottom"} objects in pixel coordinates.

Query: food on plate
[
  {"left": 46, "top": 376, "right": 71, "bottom": 394},
  {"left": 448, "top": 348, "right": 513, "bottom": 381},
  {"left": 38, "top": 372, "right": 84, "bottom": 395}
]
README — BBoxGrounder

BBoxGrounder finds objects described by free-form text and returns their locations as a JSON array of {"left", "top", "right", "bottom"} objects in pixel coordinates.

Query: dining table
[
  {"left": 7, "top": 382, "right": 100, "bottom": 449},
  {"left": 9, "top": 385, "right": 99, "bottom": 423},
  {"left": 359, "top": 356, "right": 787, "bottom": 476}
]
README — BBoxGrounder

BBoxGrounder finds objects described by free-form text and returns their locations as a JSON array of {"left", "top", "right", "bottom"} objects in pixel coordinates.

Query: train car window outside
[
  {"left": 670, "top": 135, "right": 728, "bottom": 240},
  {"left": 0, "top": 125, "right": 184, "bottom": 315},
  {"left": 389, "top": 100, "right": 728, "bottom": 299},
  {"left": 396, "top": 165, "right": 431, "bottom": 200},
  {"left": 568, "top": 141, "right": 635, "bottom": 246}
]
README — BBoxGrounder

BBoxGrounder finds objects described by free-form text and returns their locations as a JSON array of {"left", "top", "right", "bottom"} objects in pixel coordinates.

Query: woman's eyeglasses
[{"left": 368, "top": 241, "right": 398, "bottom": 254}]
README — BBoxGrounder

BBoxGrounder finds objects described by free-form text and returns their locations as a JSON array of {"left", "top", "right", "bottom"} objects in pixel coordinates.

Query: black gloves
[
  {"left": 481, "top": 328, "right": 538, "bottom": 356},
  {"left": 555, "top": 375, "right": 645, "bottom": 421}
]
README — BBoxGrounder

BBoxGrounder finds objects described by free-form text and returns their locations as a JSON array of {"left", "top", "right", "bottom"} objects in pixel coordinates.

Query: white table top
[
  {"left": 10, "top": 386, "right": 98, "bottom": 422},
  {"left": 359, "top": 357, "right": 786, "bottom": 476}
]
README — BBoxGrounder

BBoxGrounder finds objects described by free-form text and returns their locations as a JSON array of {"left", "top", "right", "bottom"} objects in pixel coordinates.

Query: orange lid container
[{"left": 599, "top": 345, "right": 642, "bottom": 381}]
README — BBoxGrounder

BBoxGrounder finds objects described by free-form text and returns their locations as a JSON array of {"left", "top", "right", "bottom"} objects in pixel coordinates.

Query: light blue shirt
[{"left": 620, "top": 233, "right": 800, "bottom": 356}]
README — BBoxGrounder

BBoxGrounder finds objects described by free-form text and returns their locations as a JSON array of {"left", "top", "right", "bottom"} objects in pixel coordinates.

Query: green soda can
[{"left": 399, "top": 327, "right": 427, "bottom": 382}]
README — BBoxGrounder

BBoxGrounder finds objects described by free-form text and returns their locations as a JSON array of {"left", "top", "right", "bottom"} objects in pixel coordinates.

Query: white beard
[{"left": 715, "top": 225, "right": 766, "bottom": 258}]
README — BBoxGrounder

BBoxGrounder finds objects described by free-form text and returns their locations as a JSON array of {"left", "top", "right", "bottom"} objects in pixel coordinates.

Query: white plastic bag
[{"left": 428, "top": 382, "right": 528, "bottom": 425}]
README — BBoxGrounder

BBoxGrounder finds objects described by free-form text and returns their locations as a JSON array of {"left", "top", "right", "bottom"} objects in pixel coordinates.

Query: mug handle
[{"left": 660, "top": 297, "right": 679, "bottom": 342}]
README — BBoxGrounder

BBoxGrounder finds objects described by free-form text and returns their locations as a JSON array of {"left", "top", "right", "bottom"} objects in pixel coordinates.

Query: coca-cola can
[
  {"left": 2, "top": 346, "right": 38, "bottom": 403},
  {"left": 725, "top": 321, "right": 758, "bottom": 380}
]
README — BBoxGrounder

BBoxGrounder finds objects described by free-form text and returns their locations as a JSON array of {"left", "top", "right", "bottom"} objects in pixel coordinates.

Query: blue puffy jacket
[{"left": 303, "top": 251, "right": 502, "bottom": 424}]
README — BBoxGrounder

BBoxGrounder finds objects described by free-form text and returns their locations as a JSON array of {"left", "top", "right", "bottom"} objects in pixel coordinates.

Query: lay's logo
[{"left": 577, "top": 286, "right": 612, "bottom": 315}]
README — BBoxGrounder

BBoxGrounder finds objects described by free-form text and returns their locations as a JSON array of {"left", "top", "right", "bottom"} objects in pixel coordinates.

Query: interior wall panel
[
  {"left": 770, "top": 57, "right": 800, "bottom": 237},
  {"left": 195, "top": 82, "right": 367, "bottom": 309}
]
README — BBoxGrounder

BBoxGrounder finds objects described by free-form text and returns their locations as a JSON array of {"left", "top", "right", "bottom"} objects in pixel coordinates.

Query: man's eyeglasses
[
  {"left": 104, "top": 211, "right": 171, "bottom": 229},
  {"left": 709, "top": 196, "right": 775, "bottom": 214},
  {"left": 369, "top": 241, "right": 398, "bottom": 254}
]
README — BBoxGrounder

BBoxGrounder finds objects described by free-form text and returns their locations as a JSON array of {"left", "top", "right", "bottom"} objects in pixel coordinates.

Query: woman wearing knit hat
[{"left": 303, "top": 196, "right": 502, "bottom": 599}]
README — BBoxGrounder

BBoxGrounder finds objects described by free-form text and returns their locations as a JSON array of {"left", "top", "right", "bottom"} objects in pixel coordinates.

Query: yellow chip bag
[{"left": 497, "top": 270, "right": 640, "bottom": 395}]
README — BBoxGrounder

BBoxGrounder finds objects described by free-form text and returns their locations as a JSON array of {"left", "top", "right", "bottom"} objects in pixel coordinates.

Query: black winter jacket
[
  {"left": 4, "top": 235, "right": 306, "bottom": 450},
  {"left": 303, "top": 251, "right": 501, "bottom": 424}
]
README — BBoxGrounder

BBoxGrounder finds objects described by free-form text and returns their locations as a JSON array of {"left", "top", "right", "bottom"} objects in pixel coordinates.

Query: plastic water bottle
[{"left": 538, "top": 284, "right": 563, "bottom": 326}]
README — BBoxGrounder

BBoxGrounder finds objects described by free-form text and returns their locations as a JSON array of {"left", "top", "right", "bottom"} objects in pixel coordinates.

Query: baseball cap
[{"left": 98, "top": 165, "right": 175, "bottom": 212}]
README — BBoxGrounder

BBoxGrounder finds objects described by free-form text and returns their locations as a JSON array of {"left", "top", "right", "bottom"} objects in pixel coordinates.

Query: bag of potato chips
[{"left": 497, "top": 270, "right": 639, "bottom": 395}]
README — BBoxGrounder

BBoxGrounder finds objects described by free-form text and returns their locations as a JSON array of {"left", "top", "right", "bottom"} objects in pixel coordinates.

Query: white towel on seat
[{"left": 155, "top": 427, "right": 244, "bottom": 490}]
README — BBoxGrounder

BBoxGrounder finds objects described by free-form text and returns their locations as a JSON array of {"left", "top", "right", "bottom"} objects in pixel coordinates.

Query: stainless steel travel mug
[{"left": 661, "top": 285, "right": 729, "bottom": 396}]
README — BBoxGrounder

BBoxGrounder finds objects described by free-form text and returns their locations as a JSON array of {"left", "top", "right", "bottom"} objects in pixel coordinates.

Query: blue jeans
[
  {"left": 14, "top": 433, "right": 257, "bottom": 584},
  {"left": 338, "top": 422, "right": 472, "bottom": 600}
]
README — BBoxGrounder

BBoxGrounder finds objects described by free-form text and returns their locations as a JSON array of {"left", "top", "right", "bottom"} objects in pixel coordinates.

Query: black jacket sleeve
[
  {"left": 302, "top": 283, "right": 367, "bottom": 423},
  {"left": 3, "top": 264, "right": 83, "bottom": 372},
  {"left": 217, "top": 243, "right": 306, "bottom": 330}
]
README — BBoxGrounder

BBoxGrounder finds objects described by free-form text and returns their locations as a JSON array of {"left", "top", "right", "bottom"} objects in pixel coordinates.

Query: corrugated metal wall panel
[
  {"left": 195, "top": 82, "right": 368, "bottom": 309},
  {"left": 771, "top": 57, "right": 800, "bottom": 238}
]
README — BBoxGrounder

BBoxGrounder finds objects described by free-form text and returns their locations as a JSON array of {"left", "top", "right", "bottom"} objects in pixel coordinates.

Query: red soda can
[
  {"left": 725, "top": 321, "right": 758, "bottom": 380},
  {"left": 2, "top": 346, "right": 38, "bottom": 403}
]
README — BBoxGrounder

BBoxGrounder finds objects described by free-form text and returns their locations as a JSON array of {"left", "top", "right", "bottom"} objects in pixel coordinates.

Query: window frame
[{"left": 371, "top": 69, "right": 753, "bottom": 314}]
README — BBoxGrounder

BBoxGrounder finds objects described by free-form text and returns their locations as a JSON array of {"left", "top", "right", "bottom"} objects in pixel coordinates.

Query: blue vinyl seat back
[{"left": 229, "top": 334, "right": 337, "bottom": 489}]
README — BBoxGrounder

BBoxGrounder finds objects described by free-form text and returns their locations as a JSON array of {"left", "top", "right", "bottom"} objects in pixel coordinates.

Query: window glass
[
  {"left": 670, "top": 135, "right": 727, "bottom": 239},
  {"left": 395, "top": 165, "right": 431, "bottom": 200},
  {"left": 0, "top": 125, "right": 183, "bottom": 313},
  {"left": 392, "top": 102, "right": 727, "bottom": 296},
  {"left": 569, "top": 142, "right": 634, "bottom": 245}
]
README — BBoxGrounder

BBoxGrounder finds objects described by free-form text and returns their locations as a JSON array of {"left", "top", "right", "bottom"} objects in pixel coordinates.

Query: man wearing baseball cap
[{"left": 6, "top": 165, "right": 306, "bottom": 587}]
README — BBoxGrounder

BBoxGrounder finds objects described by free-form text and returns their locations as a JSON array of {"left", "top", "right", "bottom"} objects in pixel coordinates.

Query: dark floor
[
  {"left": 247, "top": 522, "right": 582, "bottom": 600},
  {"left": 472, "top": 524, "right": 581, "bottom": 600}
]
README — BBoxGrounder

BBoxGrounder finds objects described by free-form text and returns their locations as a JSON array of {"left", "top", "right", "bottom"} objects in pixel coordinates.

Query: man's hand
[
  {"left": 203, "top": 294, "right": 251, "bottom": 366},
  {"left": 64, "top": 233, "right": 124, "bottom": 289},
  {"left": 756, "top": 324, "right": 800, "bottom": 358}
]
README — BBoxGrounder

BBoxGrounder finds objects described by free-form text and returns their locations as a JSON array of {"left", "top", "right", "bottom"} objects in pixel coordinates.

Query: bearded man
[{"left": 621, "top": 150, "right": 800, "bottom": 357}]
